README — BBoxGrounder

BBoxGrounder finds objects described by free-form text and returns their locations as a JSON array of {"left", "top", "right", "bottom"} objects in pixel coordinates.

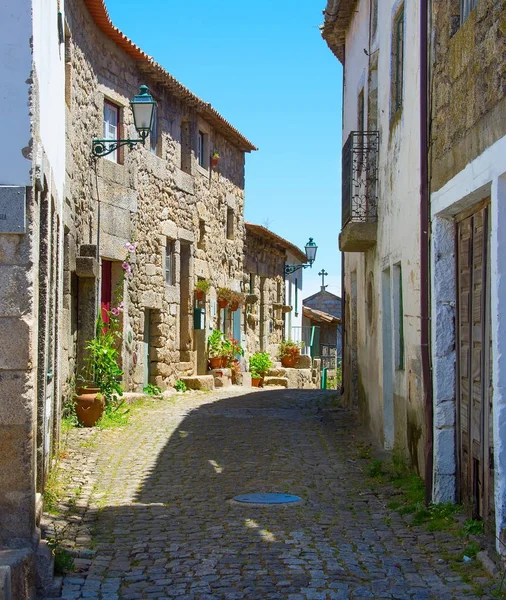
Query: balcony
[{"left": 340, "top": 131, "right": 379, "bottom": 252}]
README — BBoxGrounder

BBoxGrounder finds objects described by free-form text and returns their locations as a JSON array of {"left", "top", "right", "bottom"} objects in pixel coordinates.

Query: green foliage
[
  {"left": 84, "top": 315, "right": 123, "bottom": 407},
  {"left": 96, "top": 402, "right": 130, "bottom": 429},
  {"left": 174, "top": 379, "right": 187, "bottom": 392},
  {"left": 278, "top": 339, "right": 302, "bottom": 360},
  {"left": 47, "top": 526, "right": 75, "bottom": 575},
  {"left": 249, "top": 352, "right": 273, "bottom": 379},
  {"left": 143, "top": 383, "right": 162, "bottom": 396},
  {"left": 207, "top": 329, "right": 225, "bottom": 358},
  {"left": 461, "top": 517, "right": 484, "bottom": 536},
  {"left": 195, "top": 278, "right": 211, "bottom": 294},
  {"left": 367, "top": 459, "right": 385, "bottom": 478},
  {"left": 217, "top": 287, "right": 233, "bottom": 302}
]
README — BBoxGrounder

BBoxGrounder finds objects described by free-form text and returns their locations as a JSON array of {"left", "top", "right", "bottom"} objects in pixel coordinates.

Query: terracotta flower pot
[
  {"left": 230, "top": 302, "right": 239, "bottom": 312},
  {"left": 75, "top": 387, "right": 104, "bottom": 427},
  {"left": 220, "top": 356, "right": 229, "bottom": 368},
  {"left": 209, "top": 356, "right": 222, "bottom": 369},
  {"left": 281, "top": 355, "right": 299, "bottom": 368},
  {"left": 251, "top": 377, "right": 263, "bottom": 387},
  {"left": 195, "top": 289, "right": 205, "bottom": 301},
  {"left": 218, "top": 299, "right": 228, "bottom": 309},
  {"left": 211, "top": 156, "right": 219, "bottom": 168}
]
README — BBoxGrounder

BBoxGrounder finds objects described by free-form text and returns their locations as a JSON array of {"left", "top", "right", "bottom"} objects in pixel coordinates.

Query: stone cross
[{"left": 319, "top": 269, "right": 328, "bottom": 290}]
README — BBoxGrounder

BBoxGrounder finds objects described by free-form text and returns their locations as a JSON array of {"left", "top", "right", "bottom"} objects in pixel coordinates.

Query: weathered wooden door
[{"left": 456, "top": 203, "right": 494, "bottom": 525}]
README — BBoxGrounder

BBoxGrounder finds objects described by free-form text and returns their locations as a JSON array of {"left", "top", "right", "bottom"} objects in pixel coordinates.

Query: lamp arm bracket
[
  {"left": 91, "top": 138, "right": 145, "bottom": 158},
  {"left": 284, "top": 263, "right": 311, "bottom": 275}
]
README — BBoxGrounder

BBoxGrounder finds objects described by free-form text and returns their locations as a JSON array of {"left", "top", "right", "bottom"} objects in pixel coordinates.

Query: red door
[{"left": 101, "top": 260, "right": 112, "bottom": 323}]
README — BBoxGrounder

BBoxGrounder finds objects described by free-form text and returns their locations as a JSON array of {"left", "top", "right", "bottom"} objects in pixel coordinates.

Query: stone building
[
  {"left": 63, "top": 0, "right": 256, "bottom": 396},
  {"left": 428, "top": 1, "right": 506, "bottom": 556},
  {"left": 0, "top": 0, "right": 66, "bottom": 596},
  {"left": 244, "top": 223, "right": 305, "bottom": 358},
  {"left": 322, "top": 0, "right": 426, "bottom": 474},
  {"left": 303, "top": 288, "right": 342, "bottom": 363}
]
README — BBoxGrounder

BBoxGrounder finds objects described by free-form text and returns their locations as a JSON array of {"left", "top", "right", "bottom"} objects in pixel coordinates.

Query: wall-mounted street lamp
[
  {"left": 284, "top": 237, "right": 318, "bottom": 274},
  {"left": 92, "top": 85, "right": 157, "bottom": 158}
]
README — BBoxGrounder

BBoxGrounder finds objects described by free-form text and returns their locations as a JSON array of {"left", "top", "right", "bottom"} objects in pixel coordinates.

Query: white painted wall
[
  {"left": 341, "top": 0, "right": 424, "bottom": 466},
  {"left": 431, "top": 134, "right": 506, "bottom": 556},
  {"left": 285, "top": 250, "right": 303, "bottom": 334},
  {"left": 0, "top": 0, "right": 33, "bottom": 185},
  {"left": 32, "top": 0, "right": 66, "bottom": 205}
]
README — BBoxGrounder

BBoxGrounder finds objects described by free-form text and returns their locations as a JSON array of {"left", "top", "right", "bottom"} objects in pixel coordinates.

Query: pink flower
[
  {"left": 119, "top": 301, "right": 124, "bottom": 309},
  {"left": 124, "top": 242, "right": 136, "bottom": 253},
  {"left": 111, "top": 307, "right": 120, "bottom": 316},
  {"left": 122, "top": 262, "right": 132, "bottom": 276}
]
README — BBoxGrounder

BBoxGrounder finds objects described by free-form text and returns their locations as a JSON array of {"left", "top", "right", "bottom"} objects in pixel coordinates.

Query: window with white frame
[
  {"left": 103, "top": 101, "right": 120, "bottom": 162},
  {"left": 197, "top": 130, "right": 209, "bottom": 168},
  {"left": 391, "top": 6, "right": 405, "bottom": 116},
  {"left": 165, "top": 239, "right": 175, "bottom": 286},
  {"left": 460, "top": 0, "right": 477, "bottom": 24},
  {"left": 150, "top": 103, "right": 159, "bottom": 156}
]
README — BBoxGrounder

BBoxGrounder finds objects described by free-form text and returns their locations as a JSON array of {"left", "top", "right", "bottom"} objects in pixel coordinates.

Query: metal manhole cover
[{"left": 233, "top": 493, "right": 301, "bottom": 505}]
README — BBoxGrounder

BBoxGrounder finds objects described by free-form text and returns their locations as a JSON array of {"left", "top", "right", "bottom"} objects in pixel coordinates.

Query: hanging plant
[
  {"left": 217, "top": 287, "right": 232, "bottom": 309},
  {"left": 211, "top": 150, "right": 220, "bottom": 168}
]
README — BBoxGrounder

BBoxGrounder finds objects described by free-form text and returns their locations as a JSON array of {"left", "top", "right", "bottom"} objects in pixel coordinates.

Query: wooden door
[{"left": 456, "top": 203, "right": 494, "bottom": 525}]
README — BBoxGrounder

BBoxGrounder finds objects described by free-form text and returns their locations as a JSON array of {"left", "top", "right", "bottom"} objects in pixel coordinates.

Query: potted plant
[
  {"left": 279, "top": 340, "right": 302, "bottom": 368},
  {"left": 217, "top": 287, "right": 232, "bottom": 309},
  {"left": 76, "top": 313, "right": 124, "bottom": 426},
  {"left": 222, "top": 336, "right": 244, "bottom": 366},
  {"left": 211, "top": 150, "right": 220, "bottom": 168},
  {"left": 249, "top": 352, "right": 273, "bottom": 387},
  {"left": 195, "top": 278, "right": 210, "bottom": 301},
  {"left": 229, "top": 290, "right": 244, "bottom": 312},
  {"left": 207, "top": 329, "right": 224, "bottom": 369}
]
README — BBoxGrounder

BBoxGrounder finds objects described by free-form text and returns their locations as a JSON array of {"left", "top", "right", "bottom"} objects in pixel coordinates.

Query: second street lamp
[{"left": 284, "top": 237, "right": 318, "bottom": 274}]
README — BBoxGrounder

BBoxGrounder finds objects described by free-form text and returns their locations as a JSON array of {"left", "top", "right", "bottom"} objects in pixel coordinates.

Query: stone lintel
[{"left": 75, "top": 256, "right": 99, "bottom": 279}]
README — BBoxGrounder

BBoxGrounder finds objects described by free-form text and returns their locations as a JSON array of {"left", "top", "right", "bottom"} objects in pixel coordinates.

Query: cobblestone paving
[{"left": 43, "top": 389, "right": 498, "bottom": 599}]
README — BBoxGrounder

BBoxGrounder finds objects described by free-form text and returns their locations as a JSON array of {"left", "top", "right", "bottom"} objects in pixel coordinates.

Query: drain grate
[{"left": 233, "top": 493, "right": 301, "bottom": 505}]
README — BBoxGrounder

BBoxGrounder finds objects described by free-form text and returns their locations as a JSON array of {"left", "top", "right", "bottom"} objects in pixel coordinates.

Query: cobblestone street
[{"left": 43, "top": 389, "right": 497, "bottom": 599}]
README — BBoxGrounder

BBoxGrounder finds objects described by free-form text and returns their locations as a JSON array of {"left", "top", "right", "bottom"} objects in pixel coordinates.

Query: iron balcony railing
[{"left": 342, "top": 131, "right": 379, "bottom": 228}]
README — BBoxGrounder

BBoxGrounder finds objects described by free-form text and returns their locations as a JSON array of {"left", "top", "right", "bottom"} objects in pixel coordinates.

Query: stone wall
[
  {"left": 64, "top": 0, "right": 248, "bottom": 391},
  {"left": 430, "top": 2, "right": 506, "bottom": 191},
  {"left": 244, "top": 228, "right": 288, "bottom": 360}
]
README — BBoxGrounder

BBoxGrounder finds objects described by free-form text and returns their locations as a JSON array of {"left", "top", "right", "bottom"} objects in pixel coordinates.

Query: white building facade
[{"left": 322, "top": 0, "right": 426, "bottom": 473}]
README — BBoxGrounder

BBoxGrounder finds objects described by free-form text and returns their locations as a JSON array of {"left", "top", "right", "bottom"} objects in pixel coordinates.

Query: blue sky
[{"left": 105, "top": 0, "right": 343, "bottom": 299}]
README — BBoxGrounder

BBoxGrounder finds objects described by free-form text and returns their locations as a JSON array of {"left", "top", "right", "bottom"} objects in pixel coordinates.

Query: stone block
[
  {"left": 435, "top": 399, "right": 455, "bottom": 429},
  {"left": 433, "top": 353, "right": 456, "bottom": 402},
  {"left": 296, "top": 355, "right": 312, "bottom": 369},
  {"left": 0, "top": 186, "right": 26, "bottom": 234},
  {"left": 263, "top": 377, "right": 288, "bottom": 388},
  {"left": 75, "top": 256, "right": 99, "bottom": 279},
  {"left": 0, "top": 266, "right": 30, "bottom": 316},
  {"left": 267, "top": 367, "right": 287, "bottom": 377},
  {"left": 235, "top": 372, "right": 251, "bottom": 387},
  {"left": 145, "top": 264, "right": 157, "bottom": 276},
  {"left": 141, "top": 291, "right": 162, "bottom": 309},
  {"left": 0, "top": 548, "right": 36, "bottom": 600},
  {"left": 0, "top": 372, "right": 33, "bottom": 426},
  {"left": 434, "top": 302, "right": 455, "bottom": 356},
  {"left": 180, "top": 376, "right": 214, "bottom": 391},
  {"left": 79, "top": 244, "right": 97, "bottom": 258},
  {"left": 434, "top": 428, "right": 456, "bottom": 475},
  {"left": 433, "top": 254, "right": 455, "bottom": 302},
  {"left": 210, "top": 368, "right": 231, "bottom": 388},
  {"left": 0, "top": 319, "right": 30, "bottom": 370}
]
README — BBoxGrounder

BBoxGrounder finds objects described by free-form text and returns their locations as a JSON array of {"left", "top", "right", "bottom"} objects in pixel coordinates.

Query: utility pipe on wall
[{"left": 420, "top": 0, "right": 434, "bottom": 506}]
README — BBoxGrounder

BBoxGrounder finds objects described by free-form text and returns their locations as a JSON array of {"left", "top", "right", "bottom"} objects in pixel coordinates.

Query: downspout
[
  {"left": 420, "top": 0, "right": 433, "bottom": 505},
  {"left": 340, "top": 43, "right": 346, "bottom": 397}
]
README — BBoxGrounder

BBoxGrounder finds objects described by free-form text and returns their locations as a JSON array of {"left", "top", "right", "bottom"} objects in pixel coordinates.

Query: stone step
[
  {"left": 263, "top": 376, "right": 288, "bottom": 388},
  {"left": 208, "top": 368, "right": 232, "bottom": 388},
  {"left": 179, "top": 375, "right": 214, "bottom": 391},
  {"left": 0, "top": 547, "right": 35, "bottom": 600},
  {"left": 177, "top": 362, "right": 194, "bottom": 375},
  {"left": 267, "top": 367, "right": 287, "bottom": 377}
]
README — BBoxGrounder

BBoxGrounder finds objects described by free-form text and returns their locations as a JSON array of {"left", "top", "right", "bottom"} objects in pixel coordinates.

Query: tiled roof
[
  {"left": 245, "top": 223, "right": 307, "bottom": 263},
  {"left": 320, "top": 0, "right": 359, "bottom": 64},
  {"left": 83, "top": 0, "right": 257, "bottom": 152},
  {"left": 303, "top": 305, "right": 341, "bottom": 324}
]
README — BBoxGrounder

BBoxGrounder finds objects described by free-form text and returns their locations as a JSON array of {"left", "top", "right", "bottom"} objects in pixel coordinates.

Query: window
[
  {"left": 103, "top": 101, "right": 120, "bottom": 163},
  {"left": 461, "top": 0, "right": 477, "bottom": 23},
  {"left": 249, "top": 273, "right": 255, "bottom": 294},
  {"left": 198, "top": 219, "right": 206, "bottom": 250},
  {"left": 393, "top": 263, "right": 404, "bottom": 370},
  {"left": 180, "top": 121, "right": 191, "bottom": 174},
  {"left": 197, "top": 130, "right": 208, "bottom": 168},
  {"left": 165, "top": 240, "right": 175, "bottom": 285},
  {"left": 371, "top": 0, "right": 378, "bottom": 39},
  {"left": 150, "top": 103, "right": 159, "bottom": 155},
  {"left": 226, "top": 208, "right": 234, "bottom": 239},
  {"left": 358, "top": 88, "right": 365, "bottom": 132},
  {"left": 391, "top": 6, "right": 405, "bottom": 115}
]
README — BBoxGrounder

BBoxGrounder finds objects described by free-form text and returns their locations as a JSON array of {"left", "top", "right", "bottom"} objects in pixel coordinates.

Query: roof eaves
[
  {"left": 83, "top": 0, "right": 257, "bottom": 153},
  {"left": 321, "top": 0, "right": 359, "bottom": 64},
  {"left": 245, "top": 222, "right": 307, "bottom": 264}
]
